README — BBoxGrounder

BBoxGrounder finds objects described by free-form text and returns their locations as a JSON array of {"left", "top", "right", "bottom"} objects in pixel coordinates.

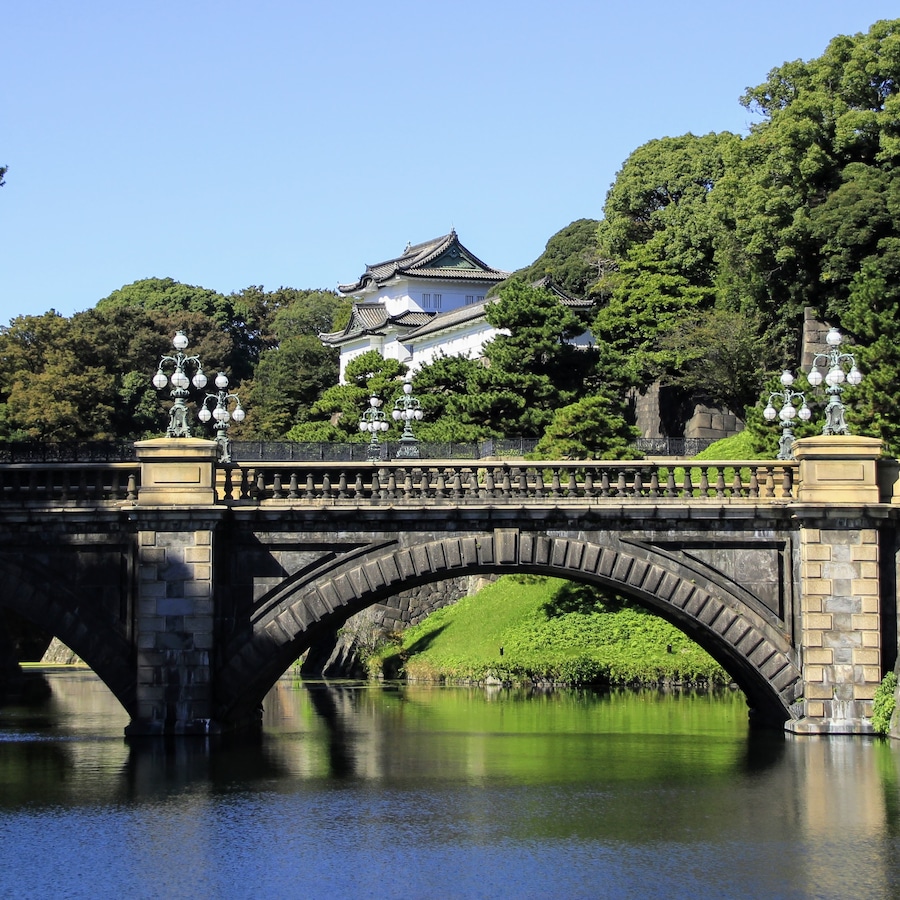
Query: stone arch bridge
[{"left": 0, "top": 435, "right": 896, "bottom": 737}]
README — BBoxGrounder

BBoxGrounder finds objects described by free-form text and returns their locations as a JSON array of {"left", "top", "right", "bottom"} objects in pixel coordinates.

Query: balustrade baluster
[
  {"left": 731, "top": 470, "right": 743, "bottom": 498},
  {"left": 223, "top": 466, "right": 235, "bottom": 500},
  {"left": 763, "top": 467, "right": 776, "bottom": 499},
  {"left": 566, "top": 470, "right": 578, "bottom": 497},
  {"left": 715, "top": 468, "right": 726, "bottom": 499},
  {"left": 501, "top": 469, "right": 512, "bottom": 500},
  {"left": 272, "top": 473, "right": 284, "bottom": 499},
  {"left": 371, "top": 470, "right": 382, "bottom": 502},
  {"left": 434, "top": 469, "right": 447, "bottom": 500},
  {"left": 354, "top": 472, "right": 364, "bottom": 500},
  {"left": 535, "top": 469, "right": 545, "bottom": 499},
  {"left": 699, "top": 467, "right": 709, "bottom": 497},
  {"left": 467, "top": 470, "right": 478, "bottom": 500},
  {"left": 600, "top": 470, "right": 611, "bottom": 497},
  {"left": 633, "top": 469, "right": 643, "bottom": 497},
  {"left": 324, "top": 472, "right": 336, "bottom": 499},
  {"left": 449, "top": 469, "right": 462, "bottom": 500},
  {"left": 403, "top": 470, "right": 414, "bottom": 500},
  {"left": 289, "top": 473, "right": 300, "bottom": 500},
  {"left": 514, "top": 467, "right": 527, "bottom": 498},
  {"left": 419, "top": 468, "right": 432, "bottom": 499},
  {"left": 338, "top": 472, "right": 349, "bottom": 499},
  {"left": 550, "top": 468, "right": 561, "bottom": 499},
  {"left": 583, "top": 469, "right": 595, "bottom": 498},
  {"left": 664, "top": 469, "right": 676, "bottom": 497},
  {"left": 746, "top": 466, "right": 759, "bottom": 499},
  {"left": 781, "top": 466, "right": 793, "bottom": 499},
  {"left": 682, "top": 469, "right": 693, "bottom": 498},
  {"left": 305, "top": 473, "right": 316, "bottom": 500},
  {"left": 616, "top": 471, "right": 627, "bottom": 497},
  {"left": 127, "top": 473, "right": 138, "bottom": 502},
  {"left": 256, "top": 471, "right": 266, "bottom": 500},
  {"left": 484, "top": 468, "right": 496, "bottom": 499},
  {"left": 648, "top": 468, "right": 659, "bottom": 499}
]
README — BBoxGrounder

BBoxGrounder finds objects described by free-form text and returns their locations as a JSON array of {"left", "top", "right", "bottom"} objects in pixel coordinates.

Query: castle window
[
  {"left": 465, "top": 295, "right": 474, "bottom": 305},
  {"left": 422, "top": 293, "right": 431, "bottom": 308}
]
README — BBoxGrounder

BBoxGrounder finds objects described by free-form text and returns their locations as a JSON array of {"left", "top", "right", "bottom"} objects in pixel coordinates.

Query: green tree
[
  {"left": 287, "top": 350, "right": 405, "bottom": 442},
  {"left": 512, "top": 218, "right": 602, "bottom": 298},
  {"left": 463, "top": 279, "right": 599, "bottom": 437},
  {"left": 533, "top": 392, "right": 638, "bottom": 459}
]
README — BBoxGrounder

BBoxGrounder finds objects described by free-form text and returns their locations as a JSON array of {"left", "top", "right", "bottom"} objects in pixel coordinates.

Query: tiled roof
[
  {"left": 319, "top": 304, "right": 434, "bottom": 346},
  {"left": 402, "top": 301, "right": 490, "bottom": 340},
  {"left": 338, "top": 230, "right": 508, "bottom": 294}
]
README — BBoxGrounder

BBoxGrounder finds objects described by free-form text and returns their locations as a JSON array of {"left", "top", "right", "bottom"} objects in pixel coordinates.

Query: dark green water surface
[{"left": 1, "top": 670, "right": 900, "bottom": 899}]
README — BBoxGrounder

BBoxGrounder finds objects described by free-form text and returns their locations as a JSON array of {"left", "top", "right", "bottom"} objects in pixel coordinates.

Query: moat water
[{"left": 1, "top": 669, "right": 900, "bottom": 899}]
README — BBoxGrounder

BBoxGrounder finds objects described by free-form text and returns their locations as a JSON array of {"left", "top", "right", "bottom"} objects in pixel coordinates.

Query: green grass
[{"left": 371, "top": 575, "right": 728, "bottom": 687}]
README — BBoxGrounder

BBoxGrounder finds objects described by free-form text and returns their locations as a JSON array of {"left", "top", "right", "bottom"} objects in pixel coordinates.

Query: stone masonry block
[
  {"left": 802, "top": 563, "right": 822, "bottom": 580},
  {"left": 830, "top": 544, "right": 852, "bottom": 562},
  {"left": 861, "top": 597, "right": 880, "bottom": 614},
  {"left": 804, "top": 596, "right": 824, "bottom": 613},
  {"left": 184, "top": 547, "right": 211, "bottom": 564},
  {"left": 139, "top": 565, "right": 159, "bottom": 582},
  {"left": 802, "top": 528, "right": 821, "bottom": 543},
  {"left": 803, "top": 579, "right": 833, "bottom": 596},
  {"left": 804, "top": 545, "right": 832, "bottom": 562},
  {"left": 195, "top": 532, "right": 211, "bottom": 545},
  {"left": 140, "top": 532, "right": 157, "bottom": 546},
  {"left": 857, "top": 562, "right": 879, "bottom": 580},
  {"left": 852, "top": 648, "right": 880, "bottom": 666},
  {"left": 806, "top": 700, "right": 825, "bottom": 718},
  {"left": 854, "top": 685, "right": 878, "bottom": 701},
  {"left": 155, "top": 596, "right": 198, "bottom": 617},
  {"left": 807, "top": 683, "right": 833, "bottom": 699},
  {"left": 850, "top": 544, "right": 878, "bottom": 562},
  {"left": 805, "top": 613, "right": 833, "bottom": 630},
  {"left": 862, "top": 631, "right": 881, "bottom": 648},
  {"left": 806, "top": 665, "right": 825, "bottom": 683},
  {"left": 140, "top": 547, "right": 166, "bottom": 563},
  {"left": 822, "top": 562, "right": 859, "bottom": 580},
  {"left": 806, "top": 648, "right": 833, "bottom": 665},
  {"left": 184, "top": 581, "right": 212, "bottom": 598},
  {"left": 851, "top": 579, "right": 879, "bottom": 596},
  {"left": 852, "top": 614, "right": 880, "bottom": 631},
  {"left": 862, "top": 665, "right": 881, "bottom": 683},
  {"left": 139, "top": 582, "right": 168, "bottom": 599}
]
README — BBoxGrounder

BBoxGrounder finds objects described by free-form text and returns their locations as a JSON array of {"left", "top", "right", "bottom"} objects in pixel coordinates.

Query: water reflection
[{"left": 0, "top": 670, "right": 899, "bottom": 899}]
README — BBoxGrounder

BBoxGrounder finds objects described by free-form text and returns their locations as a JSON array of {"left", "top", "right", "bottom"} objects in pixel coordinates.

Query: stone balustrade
[
  {"left": 0, "top": 463, "right": 139, "bottom": 505},
  {"left": 221, "top": 459, "right": 799, "bottom": 505}
]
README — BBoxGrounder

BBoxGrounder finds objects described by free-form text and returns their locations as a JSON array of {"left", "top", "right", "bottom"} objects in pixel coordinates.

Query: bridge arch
[
  {"left": 0, "top": 560, "right": 136, "bottom": 717},
  {"left": 216, "top": 530, "right": 801, "bottom": 729}
]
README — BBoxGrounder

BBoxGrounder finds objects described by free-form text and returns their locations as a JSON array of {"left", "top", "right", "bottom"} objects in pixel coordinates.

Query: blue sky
[{"left": 2, "top": 2, "right": 898, "bottom": 324}]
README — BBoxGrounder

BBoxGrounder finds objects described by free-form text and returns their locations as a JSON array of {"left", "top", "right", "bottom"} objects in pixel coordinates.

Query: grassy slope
[{"left": 376, "top": 575, "right": 727, "bottom": 686}]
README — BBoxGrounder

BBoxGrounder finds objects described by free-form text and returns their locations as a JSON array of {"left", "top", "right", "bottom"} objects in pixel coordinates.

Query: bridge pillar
[
  {"left": 125, "top": 438, "right": 227, "bottom": 737},
  {"left": 789, "top": 436, "right": 884, "bottom": 734}
]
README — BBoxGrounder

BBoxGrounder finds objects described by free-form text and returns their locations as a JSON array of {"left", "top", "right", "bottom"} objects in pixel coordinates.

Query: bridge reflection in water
[{"left": 0, "top": 434, "right": 895, "bottom": 739}]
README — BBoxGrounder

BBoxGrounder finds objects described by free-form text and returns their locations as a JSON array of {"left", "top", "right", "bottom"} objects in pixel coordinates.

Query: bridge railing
[
  {"left": 219, "top": 459, "right": 799, "bottom": 504},
  {"left": 0, "top": 463, "right": 140, "bottom": 505}
]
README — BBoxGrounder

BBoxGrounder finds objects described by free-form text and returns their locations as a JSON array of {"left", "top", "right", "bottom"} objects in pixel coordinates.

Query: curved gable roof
[{"left": 338, "top": 230, "right": 508, "bottom": 294}]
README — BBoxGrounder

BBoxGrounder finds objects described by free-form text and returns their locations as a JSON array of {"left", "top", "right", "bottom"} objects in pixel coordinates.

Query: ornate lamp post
[
  {"left": 391, "top": 374, "right": 425, "bottom": 459},
  {"left": 359, "top": 394, "right": 389, "bottom": 461},
  {"left": 763, "top": 370, "right": 811, "bottom": 460},
  {"left": 197, "top": 372, "right": 245, "bottom": 463},
  {"left": 806, "top": 327, "right": 863, "bottom": 435},
  {"left": 152, "top": 331, "right": 208, "bottom": 437}
]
